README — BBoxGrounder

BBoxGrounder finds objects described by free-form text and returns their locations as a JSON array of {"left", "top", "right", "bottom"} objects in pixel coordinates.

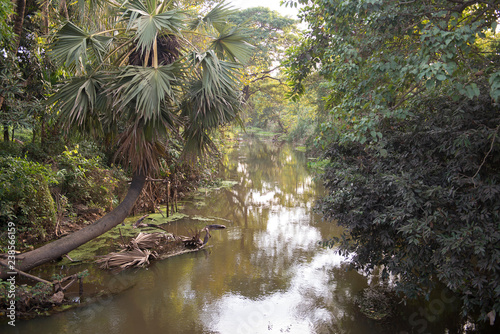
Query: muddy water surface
[{"left": 1, "top": 136, "right": 466, "bottom": 334}]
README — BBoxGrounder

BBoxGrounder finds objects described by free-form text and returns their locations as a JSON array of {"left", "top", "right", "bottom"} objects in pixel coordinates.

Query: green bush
[
  {"left": 0, "top": 141, "right": 22, "bottom": 158},
  {"left": 320, "top": 93, "right": 500, "bottom": 323},
  {"left": 56, "top": 146, "right": 124, "bottom": 211},
  {"left": 0, "top": 156, "right": 57, "bottom": 242}
]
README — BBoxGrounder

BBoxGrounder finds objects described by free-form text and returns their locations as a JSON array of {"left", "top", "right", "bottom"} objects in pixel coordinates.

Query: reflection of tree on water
[{"left": 216, "top": 137, "right": 322, "bottom": 222}]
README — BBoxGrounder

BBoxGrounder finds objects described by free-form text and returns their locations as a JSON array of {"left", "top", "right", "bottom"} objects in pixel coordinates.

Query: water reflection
[
  {"left": 204, "top": 250, "right": 351, "bottom": 334},
  {"left": 2, "top": 137, "right": 368, "bottom": 334}
]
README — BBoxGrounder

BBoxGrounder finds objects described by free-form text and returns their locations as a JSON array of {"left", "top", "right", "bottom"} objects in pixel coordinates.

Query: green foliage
[
  {"left": 229, "top": 7, "right": 299, "bottom": 70},
  {"left": 0, "top": 157, "right": 57, "bottom": 240},
  {"left": 0, "top": 141, "right": 23, "bottom": 158},
  {"left": 50, "top": 1, "right": 253, "bottom": 174},
  {"left": 0, "top": 0, "right": 14, "bottom": 45},
  {"left": 56, "top": 146, "right": 123, "bottom": 211},
  {"left": 306, "top": 158, "right": 329, "bottom": 172},
  {"left": 0, "top": 281, "right": 54, "bottom": 313},
  {"left": 285, "top": 0, "right": 500, "bottom": 144},
  {"left": 319, "top": 93, "right": 500, "bottom": 322},
  {"left": 286, "top": 1, "right": 500, "bottom": 324},
  {"left": 244, "top": 75, "right": 325, "bottom": 144}
]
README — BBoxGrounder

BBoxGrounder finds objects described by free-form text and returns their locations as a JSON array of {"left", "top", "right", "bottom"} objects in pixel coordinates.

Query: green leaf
[
  {"left": 49, "top": 74, "right": 106, "bottom": 134},
  {"left": 110, "top": 64, "right": 180, "bottom": 123},
  {"left": 51, "top": 22, "right": 91, "bottom": 68},
  {"left": 436, "top": 74, "right": 447, "bottom": 81},
  {"left": 51, "top": 22, "right": 113, "bottom": 70},
  {"left": 189, "top": 2, "right": 238, "bottom": 33},
  {"left": 488, "top": 71, "right": 500, "bottom": 102},
  {"left": 209, "top": 24, "right": 255, "bottom": 64},
  {"left": 134, "top": 10, "right": 185, "bottom": 54},
  {"left": 425, "top": 79, "right": 436, "bottom": 90}
]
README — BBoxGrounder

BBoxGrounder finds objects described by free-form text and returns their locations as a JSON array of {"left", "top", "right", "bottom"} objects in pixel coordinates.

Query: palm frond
[
  {"left": 122, "top": 0, "right": 185, "bottom": 55},
  {"left": 127, "top": 232, "right": 172, "bottom": 250},
  {"left": 209, "top": 24, "right": 254, "bottom": 64},
  {"left": 109, "top": 64, "right": 181, "bottom": 123},
  {"left": 49, "top": 74, "right": 107, "bottom": 135},
  {"left": 188, "top": 2, "right": 238, "bottom": 33},
  {"left": 113, "top": 120, "right": 173, "bottom": 174},
  {"left": 180, "top": 51, "right": 243, "bottom": 154},
  {"left": 129, "top": 34, "right": 181, "bottom": 66},
  {"left": 96, "top": 247, "right": 156, "bottom": 269},
  {"left": 51, "top": 22, "right": 113, "bottom": 70}
]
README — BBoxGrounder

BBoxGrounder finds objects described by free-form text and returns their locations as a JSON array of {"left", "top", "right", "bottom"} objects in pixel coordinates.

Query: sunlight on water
[
  {"left": 0, "top": 138, "right": 370, "bottom": 334},
  {"left": 203, "top": 249, "right": 349, "bottom": 334}
]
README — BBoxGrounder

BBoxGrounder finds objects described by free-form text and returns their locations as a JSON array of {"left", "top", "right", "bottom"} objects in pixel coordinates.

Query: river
[{"left": 1, "top": 135, "right": 478, "bottom": 333}]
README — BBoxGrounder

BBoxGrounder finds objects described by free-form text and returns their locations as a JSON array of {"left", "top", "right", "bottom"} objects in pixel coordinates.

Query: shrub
[
  {"left": 56, "top": 146, "right": 124, "bottom": 212},
  {"left": 0, "top": 156, "right": 57, "bottom": 243},
  {"left": 0, "top": 141, "right": 22, "bottom": 158},
  {"left": 319, "top": 93, "right": 500, "bottom": 323}
]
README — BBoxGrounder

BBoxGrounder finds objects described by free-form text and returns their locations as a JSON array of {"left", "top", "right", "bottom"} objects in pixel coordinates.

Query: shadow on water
[{"left": 1, "top": 136, "right": 496, "bottom": 333}]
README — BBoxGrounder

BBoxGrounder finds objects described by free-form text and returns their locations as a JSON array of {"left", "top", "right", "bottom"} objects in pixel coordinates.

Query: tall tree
[
  {"left": 1, "top": 0, "right": 253, "bottom": 277},
  {"left": 285, "top": 0, "right": 500, "bottom": 143},
  {"left": 284, "top": 0, "right": 500, "bottom": 325},
  {"left": 229, "top": 7, "right": 299, "bottom": 98}
]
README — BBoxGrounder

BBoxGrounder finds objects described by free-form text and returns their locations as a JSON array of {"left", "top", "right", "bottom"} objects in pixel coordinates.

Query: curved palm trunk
[{"left": 0, "top": 172, "right": 146, "bottom": 279}]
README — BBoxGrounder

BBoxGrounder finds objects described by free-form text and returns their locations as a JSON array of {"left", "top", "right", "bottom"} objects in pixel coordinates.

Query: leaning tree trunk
[{"left": 0, "top": 172, "right": 146, "bottom": 279}]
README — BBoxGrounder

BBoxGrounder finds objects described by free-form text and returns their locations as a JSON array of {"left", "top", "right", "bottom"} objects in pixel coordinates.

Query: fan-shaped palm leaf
[
  {"left": 180, "top": 51, "right": 243, "bottom": 154},
  {"left": 49, "top": 0, "right": 253, "bottom": 171},
  {"left": 50, "top": 74, "right": 107, "bottom": 135},
  {"left": 188, "top": 2, "right": 237, "bottom": 33},
  {"left": 108, "top": 64, "right": 181, "bottom": 123},
  {"left": 51, "top": 22, "right": 113, "bottom": 70},
  {"left": 121, "top": 0, "right": 185, "bottom": 55},
  {"left": 209, "top": 24, "right": 254, "bottom": 64}
]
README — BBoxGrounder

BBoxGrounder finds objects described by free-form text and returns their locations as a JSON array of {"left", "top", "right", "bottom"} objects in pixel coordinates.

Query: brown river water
[{"left": 1, "top": 135, "right": 488, "bottom": 334}]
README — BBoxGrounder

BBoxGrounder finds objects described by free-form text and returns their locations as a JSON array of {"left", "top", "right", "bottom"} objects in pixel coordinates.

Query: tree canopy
[
  {"left": 0, "top": 0, "right": 255, "bottom": 277},
  {"left": 50, "top": 0, "right": 253, "bottom": 173},
  {"left": 285, "top": 0, "right": 500, "bottom": 144},
  {"left": 285, "top": 0, "right": 500, "bottom": 325}
]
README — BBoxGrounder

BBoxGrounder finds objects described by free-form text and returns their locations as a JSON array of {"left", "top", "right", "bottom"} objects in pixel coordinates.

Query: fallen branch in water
[
  {"left": 96, "top": 225, "right": 225, "bottom": 271},
  {"left": 0, "top": 260, "right": 52, "bottom": 285}
]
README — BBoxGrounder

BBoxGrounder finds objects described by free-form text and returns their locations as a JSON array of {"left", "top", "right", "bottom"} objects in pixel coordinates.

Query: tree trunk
[
  {"left": 59, "top": 0, "right": 69, "bottom": 20},
  {"left": 41, "top": 0, "right": 49, "bottom": 35},
  {"left": 3, "top": 122, "right": 8, "bottom": 142},
  {"left": 0, "top": 0, "right": 26, "bottom": 142},
  {"left": 0, "top": 172, "right": 146, "bottom": 279},
  {"left": 12, "top": 0, "right": 25, "bottom": 51}
]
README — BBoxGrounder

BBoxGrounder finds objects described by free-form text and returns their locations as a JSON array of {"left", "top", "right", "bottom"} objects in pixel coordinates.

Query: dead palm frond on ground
[
  {"left": 97, "top": 224, "right": 226, "bottom": 270},
  {"left": 7, "top": 1, "right": 253, "bottom": 276},
  {"left": 96, "top": 247, "right": 156, "bottom": 270}
]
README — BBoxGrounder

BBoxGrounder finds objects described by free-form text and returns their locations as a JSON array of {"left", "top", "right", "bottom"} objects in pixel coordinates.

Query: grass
[
  {"left": 307, "top": 158, "right": 330, "bottom": 172},
  {"left": 295, "top": 146, "right": 307, "bottom": 152},
  {"left": 242, "top": 126, "right": 277, "bottom": 137}
]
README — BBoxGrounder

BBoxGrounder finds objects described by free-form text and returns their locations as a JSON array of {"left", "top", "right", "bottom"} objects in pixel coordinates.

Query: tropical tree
[
  {"left": 2, "top": 0, "right": 253, "bottom": 276},
  {"left": 284, "top": 0, "right": 500, "bottom": 144},
  {"left": 229, "top": 7, "right": 299, "bottom": 88},
  {"left": 284, "top": 0, "right": 500, "bottom": 326},
  {"left": 1, "top": 0, "right": 49, "bottom": 143},
  {"left": 227, "top": 7, "right": 307, "bottom": 135}
]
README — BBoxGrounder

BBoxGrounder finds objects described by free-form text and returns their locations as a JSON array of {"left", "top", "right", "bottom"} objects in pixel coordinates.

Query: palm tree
[{"left": 4, "top": 0, "right": 253, "bottom": 276}]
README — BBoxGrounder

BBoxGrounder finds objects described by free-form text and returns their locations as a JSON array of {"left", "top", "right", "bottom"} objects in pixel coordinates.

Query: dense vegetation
[
  {"left": 284, "top": 0, "right": 500, "bottom": 326},
  {"left": 0, "top": 0, "right": 252, "bottom": 255},
  {"left": 1, "top": 0, "right": 499, "bottom": 329},
  {"left": 229, "top": 7, "right": 329, "bottom": 143}
]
